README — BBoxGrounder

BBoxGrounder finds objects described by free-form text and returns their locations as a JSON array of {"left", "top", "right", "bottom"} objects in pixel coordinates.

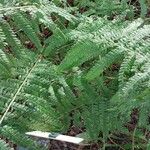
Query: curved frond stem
[{"left": 0, "top": 57, "right": 40, "bottom": 125}]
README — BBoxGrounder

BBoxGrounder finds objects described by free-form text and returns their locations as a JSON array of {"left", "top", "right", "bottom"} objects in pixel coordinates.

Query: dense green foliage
[{"left": 0, "top": 0, "right": 150, "bottom": 150}]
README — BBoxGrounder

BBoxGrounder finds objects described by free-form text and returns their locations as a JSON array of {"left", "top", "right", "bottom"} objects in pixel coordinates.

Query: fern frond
[
  {"left": 13, "top": 12, "right": 43, "bottom": 51},
  {"left": 139, "top": 0, "right": 148, "bottom": 18},
  {"left": 58, "top": 40, "right": 100, "bottom": 71},
  {"left": 0, "top": 126, "right": 43, "bottom": 150},
  {"left": 0, "top": 57, "right": 63, "bottom": 146},
  {"left": 0, "top": 57, "right": 39, "bottom": 125},
  {"left": 1, "top": 21, "right": 23, "bottom": 58},
  {"left": 39, "top": 2, "right": 77, "bottom": 23},
  {"left": 44, "top": 29, "right": 69, "bottom": 57},
  {"left": 0, "top": 49, "right": 12, "bottom": 77},
  {"left": 118, "top": 52, "right": 136, "bottom": 88},
  {"left": 0, "top": 139, "right": 13, "bottom": 150},
  {"left": 86, "top": 49, "right": 124, "bottom": 81},
  {"left": 0, "top": 1, "right": 150, "bottom": 148}
]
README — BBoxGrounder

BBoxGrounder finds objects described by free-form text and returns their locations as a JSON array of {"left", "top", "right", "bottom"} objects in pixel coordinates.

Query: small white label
[{"left": 26, "top": 131, "right": 84, "bottom": 144}]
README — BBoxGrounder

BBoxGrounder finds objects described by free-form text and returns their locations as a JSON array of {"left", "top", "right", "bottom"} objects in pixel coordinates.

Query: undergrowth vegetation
[{"left": 0, "top": 0, "right": 150, "bottom": 150}]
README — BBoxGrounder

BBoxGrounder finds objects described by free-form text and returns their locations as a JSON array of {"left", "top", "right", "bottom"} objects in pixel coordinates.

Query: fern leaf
[
  {"left": 0, "top": 126, "right": 43, "bottom": 150},
  {"left": 0, "top": 140, "right": 13, "bottom": 150},
  {"left": 0, "top": 57, "right": 40, "bottom": 125},
  {"left": 139, "top": 0, "right": 147, "bottom": 18},
  {"left": 40, "top": 2, "right": 77, "bottom": 23},
  {"left": 0, "top": 49, "right": 12, "bottom": 77},
  {"left": 58, "top": 40, "right": 100, "bottom": 71},
  {"left": 13, "top": 12, "right": 42, "bottom": 52},
  {"left": 86, "top": 49, "right": 124, "bottom": 81},
  {"left": 118, "top": 52, "right": 136, "bottom": 88},
  {"left": 123, "top": 72, "right": 149, "bottom": 98},
  {"left": 44, "top": 29, "right": 69, "bottom": 56},
  {"left": 1, "top": 21, "right": 23, "bottom": 58}
]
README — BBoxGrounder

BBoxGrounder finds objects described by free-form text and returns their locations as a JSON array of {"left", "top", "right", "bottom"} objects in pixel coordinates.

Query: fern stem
[
  {"left": 0, "top": 57, "right": 40, "bottom": 125},
  {"left": 108, "top": 136, "right": 125, "bottom": 150},
  {"left": 132, "top": 127, "right": 137, "bottom": 150},
  {"left": 102, "top": 142, "right": 106, "bottom": 150}
]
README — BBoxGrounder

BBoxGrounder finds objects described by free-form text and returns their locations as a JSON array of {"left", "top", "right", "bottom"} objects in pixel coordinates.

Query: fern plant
[
  {"left": 0, "top": 2, "right": 77, "bottom": 149},
  {"left": 58, "top": 16, "right": 150, "bottom": 149},
  {"left": 0, "top": 0, "right": 150, "bottom": 150}
]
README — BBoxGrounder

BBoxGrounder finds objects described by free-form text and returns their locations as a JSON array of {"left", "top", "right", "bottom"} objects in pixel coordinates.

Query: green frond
[
  {"left": 58, "top": 40, "right": 100, "bottom": 71},
  {"left": 86, "top": 49, "right": 124, "bottom": 81},
  {"left": 44, "top": 29, "right": 69, "bottom": 57},
  {"left": 0, "top": 1, "right": 150, "bottom": 149},
  {"left": 0, "top": 140, "right": 13, "bottom": 150},
  {"left": 39, "top": 2, "right": 77, "bottom": 23},
  {"left": 0, "top": 54, "right": 62, "bottom": 146},
  {"left": 139, "top": 0, "right": 148, "bottom": 18},
  {"left": 118, "top": 53, "right": 136, "bottom": 88},
  {"left": 1, "top": 21, "right": 23, "bottom": 58},
  {"left": 0, "top": 49, "right": 12, "bottom": 77},
  {"left": 13, "top": 12, "right": 42, "bottom": 52},
  {"left": 0, "top": 126, "right": 43, "bottom": 150},
  {"left": 121, "top": 70, "right": 150, "bottom": 100},
  {"left": 59, "top": 77, "right": 76, "bottom": 102}
]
